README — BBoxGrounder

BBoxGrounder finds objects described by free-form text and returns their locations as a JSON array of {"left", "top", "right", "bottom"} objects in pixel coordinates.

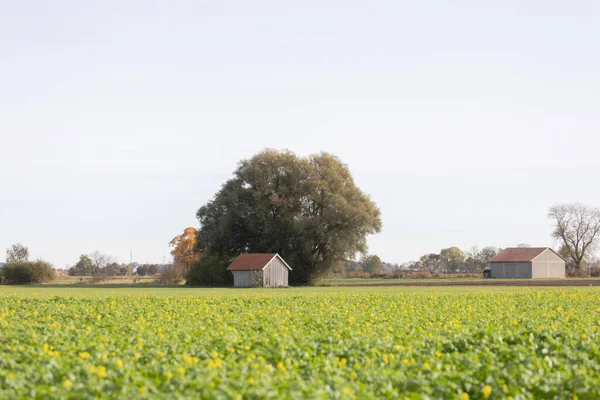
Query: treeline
[{"left": 67, "top": 253, "right": 172, "bottom": 277}]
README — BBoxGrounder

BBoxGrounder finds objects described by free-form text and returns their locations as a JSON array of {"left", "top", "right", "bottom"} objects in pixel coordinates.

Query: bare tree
[
  {"left": 6, "top": 243, "right": 29, "bottom": 263},
  {"left": 548, "top": 203, "right": 600, "bottom": 270},
  {"left": 89, "top": 251, "right": 117, "bottom": 275}
]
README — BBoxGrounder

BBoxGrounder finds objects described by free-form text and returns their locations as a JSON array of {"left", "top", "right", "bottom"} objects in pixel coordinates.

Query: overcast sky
[{"left": 1, "top": 1, "right": 599, "bottom": 268}]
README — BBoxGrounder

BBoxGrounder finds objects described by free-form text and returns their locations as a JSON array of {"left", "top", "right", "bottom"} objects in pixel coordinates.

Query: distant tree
[
  {"left": 464, "top": 246, "right": 501, "bottom": 272},
  {"left": 6, "top": 243, "right": 29, "bottom": 263},
  {"left": 549, "top": 203, "right": 600, "bottom": 270},
  {"left": 516, "top": 243, "right": 531, "bottom": 248},
  {"left": 418, "top": 253, "right": 441, "bottom": 273},
  {"left": 169, "top": 227, "right": 202, "bottom": 276},
  {"left": 89, "top": 251, "right": 117, "bottom": 275},
  {"left": 196, "top": 150, "right": 382, "bottom": 284},
  {"left": 100, "top": 262, "right": 121, "bottom": 276},
  {"left": 68, "top": 254, "right": 94, "bottom": 276},
  {"left": 439, "top": 247, "right": 464, "bottom": 273},
  {"left": 186, "top": 252, "right": 233, "bottom": 286},
  {"left": 361, "top": 254, "right": 382, "bottom": 273}
]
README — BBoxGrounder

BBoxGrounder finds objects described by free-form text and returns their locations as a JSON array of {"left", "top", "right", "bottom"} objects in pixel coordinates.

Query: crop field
[{"left": 1, "top": 289, "right": 599, "bottom": 399}]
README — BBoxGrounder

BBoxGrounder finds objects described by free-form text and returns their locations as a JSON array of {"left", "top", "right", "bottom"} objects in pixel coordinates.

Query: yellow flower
[
  {"left": 164, "top": 371, "right": 173, "bottom": 380},
  {"left": 115, "top": 359, "right": 124, "bottom": 367},
  {"left": 79, "top": 352, "right": 90, "bottom": 359},
  {"left": 177, "top": 366, "right": 186, "bottom": 375},
  {"left": 63, "top": 379, "right": 73, "bottom": 388},
  {"left": 483, "top": 385, "right": 492, "bottom": 398},
  {"left": 139, "top": 386, "right": 147, "bottom": 394},
  {"left": 461, "top": 393, "right": 469, "bottom": 400},
  {"left": 96, "top": 366, "right": 107, "bottom": 378}
]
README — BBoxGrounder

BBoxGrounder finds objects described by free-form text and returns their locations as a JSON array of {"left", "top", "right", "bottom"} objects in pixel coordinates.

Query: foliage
[
  {"left": 196, "top": 149, "right": 382, "bottom": 283},
  {"left": 154, "top": 268, "right": 184, "bottom": 285},
  {"left": 169, "top": 227, "right": 202, "bottom": 275},
  {"left": 361, "top": 254, "right": 382, "bottom": 273},
  {"left": 0, "top": 290, "right": 600, "bottom": 398},
  {"left": 438, "top": 247, "right": 465, "bottom": 273},
  {"left": 186, "top": 252, "right": 233, "bottom": 286},
  {"left": 5, "top": 243, "right": 29, "bottom": 263},
  {"left": 416, "top": 246, "right": 501, "bottom": 274},
  {"left": 549, "top": 203, "right": 600, "bottom": 270},
  {"left": 68, "top": 255, "right": 95, "bottom": 276},
  {"left": 89, "top": 251, "right": 117, "bottom": 276},
  {"left": 136, "top": 265, "right": 160, "bottom": 276},
  {"left": 1, "top": 261, "right": 55, "bottom": 284}
]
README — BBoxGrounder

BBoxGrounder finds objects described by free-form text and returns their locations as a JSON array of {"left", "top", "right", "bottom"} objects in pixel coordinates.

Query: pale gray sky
[{"left": 1, "top": 1, "right": 599, "bottom": 268}]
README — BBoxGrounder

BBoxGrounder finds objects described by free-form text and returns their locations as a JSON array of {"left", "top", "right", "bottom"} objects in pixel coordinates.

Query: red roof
[
  {"left": 226, "top": 253, "right": 278, "bottom": 271},
  {"left": 489, "top": 248, "right": 548, "bottom": 262}
]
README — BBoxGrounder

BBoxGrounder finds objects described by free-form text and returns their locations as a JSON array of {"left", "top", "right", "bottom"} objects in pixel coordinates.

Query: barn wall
[
  {"left": 531, "top": 249, "right": 565, "bottom": 278},
  {"left": 490, "top": 262, "right": 532, "bottom": 278},
  {"left": 233, "top": 271, "right": 263, "bottom": 287},
  {"left": 263, "top": 257, "right": 289, "bottom": 287}
]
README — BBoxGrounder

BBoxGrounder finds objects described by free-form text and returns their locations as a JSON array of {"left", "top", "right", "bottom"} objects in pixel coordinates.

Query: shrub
[
  {"left": 2, "top": 261, "right": 56, "bottom": 284},
  {"left": 567, "top": 268, "right": 590, "bottom": 278},
  {"left": 186, "top": 252, "right": 233, "bottom": 286},
  {"left": 155, "top": 268, "right": 184, "bottom": 285}
]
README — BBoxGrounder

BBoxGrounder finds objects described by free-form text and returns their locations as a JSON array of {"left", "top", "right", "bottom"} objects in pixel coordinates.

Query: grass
[
  {"left": 319, "top": 277, "right": 600, "bottom": 285},
  {"left": 0, "top": 284, "right": 595, "bottom": 297}
]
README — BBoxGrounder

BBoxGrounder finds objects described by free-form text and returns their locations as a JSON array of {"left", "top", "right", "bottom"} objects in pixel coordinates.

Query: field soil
[{"left": 328, "top": 279, "right": 600, "bottom": 287}]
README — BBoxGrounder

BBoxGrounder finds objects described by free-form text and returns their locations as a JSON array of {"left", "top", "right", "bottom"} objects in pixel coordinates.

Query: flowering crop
[{"left": 0, "top": 289, "right": 599, "bottom": 399}]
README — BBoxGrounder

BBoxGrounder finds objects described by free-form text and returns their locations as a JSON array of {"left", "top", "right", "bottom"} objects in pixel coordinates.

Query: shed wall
[
  {"left": 490, "top": 262, "right": 532, "bottom": 278},
  {"left": 233, "top": 271, "right": 263, "bottom": 287},
  {"left": 531, "top": 249, "right": 565, "bottom": 278},
  {"left": 263, "top": 257, "right": 289, "bottom": 287}
]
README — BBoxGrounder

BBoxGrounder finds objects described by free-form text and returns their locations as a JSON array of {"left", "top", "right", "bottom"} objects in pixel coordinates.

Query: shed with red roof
[
  {"left": 488, "top": 247, "right": 565, "bottom": 278},
  {"left": 227, "top": 253, "right": 292, "bottom": 287}
]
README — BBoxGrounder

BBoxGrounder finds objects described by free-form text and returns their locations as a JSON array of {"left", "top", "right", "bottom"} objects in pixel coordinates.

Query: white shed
[
  {"left": 488, "top": 247, "right": 565, "bottom": 278},
  {"left": 227, "top": 253, "right": 292, "bottom": 287}
]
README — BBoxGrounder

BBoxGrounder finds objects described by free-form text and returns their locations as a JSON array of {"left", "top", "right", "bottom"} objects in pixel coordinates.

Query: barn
[
  {"left": 488, "top": 247, "right": 565, "bottom": 278},
  {"left": 227, "top": 253, "right": 292, "bottom": 287}
]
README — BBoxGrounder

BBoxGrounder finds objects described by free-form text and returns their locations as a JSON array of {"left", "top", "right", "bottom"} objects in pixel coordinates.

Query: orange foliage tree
[{"left": 169, "top": 227, "right": 202, "bottom": 274}]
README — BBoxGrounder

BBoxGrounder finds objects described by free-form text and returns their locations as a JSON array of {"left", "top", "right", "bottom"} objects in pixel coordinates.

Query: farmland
[{"left": 1, "top": 288, "right": 600, "bottom": 399}]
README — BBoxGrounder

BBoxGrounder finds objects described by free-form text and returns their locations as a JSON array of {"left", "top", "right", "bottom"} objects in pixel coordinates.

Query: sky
[{"left": 1, "top": 1, "right": 599, "bottom": 268}]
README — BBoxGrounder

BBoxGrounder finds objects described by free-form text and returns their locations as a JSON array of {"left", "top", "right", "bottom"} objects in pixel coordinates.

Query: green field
[
  {"left": 0, "top": 284, "right": 573, "bottom": 297},
  {"left": 1, "top": 287, "right": 600, "bottom": 399}
]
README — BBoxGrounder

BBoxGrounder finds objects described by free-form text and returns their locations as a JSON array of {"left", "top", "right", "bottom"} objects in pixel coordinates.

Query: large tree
[
  {"left": 196, "top": 150, "right": 382, "bottom": 283},
  {"left": 6, "top": 243, "right": 29, "bottom": 263},
  {"left": 549, "top": 203, "right": 600, "bottom": 270}
]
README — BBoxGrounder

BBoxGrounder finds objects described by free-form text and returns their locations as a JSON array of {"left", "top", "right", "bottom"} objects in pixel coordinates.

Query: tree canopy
[
  {"left": 549, "top": 203, "right": 600, "bottom": 269},
  {"left": 169, "top": 227, "right": 201, "bottom": 272},
  {"left": 196, "top": 150, "right": 382, "bottom": 283}
]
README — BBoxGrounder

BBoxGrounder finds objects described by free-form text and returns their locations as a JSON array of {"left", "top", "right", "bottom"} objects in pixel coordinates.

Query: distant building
[
  {"left": 488, "top": 247, "right": 565, "bottom": 278},
  {"left": 227, "top": 253, "right": 291, "bottom": 287}
]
